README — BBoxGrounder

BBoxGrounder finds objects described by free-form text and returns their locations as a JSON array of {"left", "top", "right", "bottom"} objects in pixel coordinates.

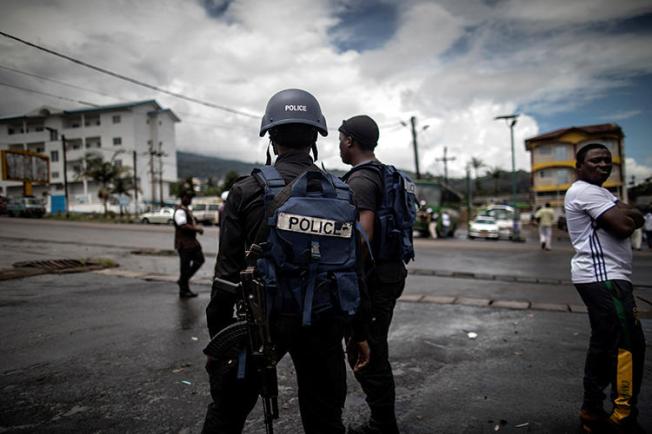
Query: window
[
  {"left": 36, "top": 147, "right": 44, "bottom": 153},
  {"left": 112, "top": 115, "right": 121, "bottom": 124},
  {"left": 52, "top": 171, "right": 59, "bottom": 179},
  {"left": 113, "top": 137, "right": 122, "bottom": 146},
  {"left": 115, "top": 159, "right": 122, "bottom": 167},
  {"left": 51, "top": 151, "right": 59, "bottom": 162},
  {"left": 538, "top": 145, "right": 552, "bottom": 155},
  {"left": 539, "top": 170, "right": 546, "bottom": 178},
  {"left": 49, "top": 129, "right": 58, "bottom": 141}
]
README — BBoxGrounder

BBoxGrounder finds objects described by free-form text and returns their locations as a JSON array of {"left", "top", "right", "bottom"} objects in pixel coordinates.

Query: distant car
[
  {"left": 192, "top": 198, "right": 222, "bottom": 225},
  {"left": 139, "top": 207, "right": 175, "bottom": 224},
  {"left": 6, "top": 196, "right": 46, "bottom": 218},
  {"left": 468, "top": 216, "right": 499, "bottom": 240},
  {"left": 481, "top": 205, "right": 516, "bottom": 238}
]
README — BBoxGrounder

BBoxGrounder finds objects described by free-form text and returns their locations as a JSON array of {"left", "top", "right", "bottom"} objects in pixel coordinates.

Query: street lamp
[
  {"left": 45, "top": 127, "right": 69, "bottom": 217},
  {"left": 494, "top": 114, "right": 520, "bottom": 241}
]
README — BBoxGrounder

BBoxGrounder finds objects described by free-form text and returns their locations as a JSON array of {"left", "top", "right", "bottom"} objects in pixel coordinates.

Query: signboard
[{"left": 1, "top": 150, "right": 50, "bottom": 183}]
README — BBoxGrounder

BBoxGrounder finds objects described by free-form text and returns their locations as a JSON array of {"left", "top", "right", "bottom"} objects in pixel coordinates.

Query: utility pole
[
  {"left": 157, "top": 142, "right": 167, "bottom": 207},
  {"left": 410, "top": 116, "right": 421, "bottom": 180},
  {"left": 132, "top": 150, "right": 138, "bottom": 214},
  {"left": 62, "top": 134, "right": 69, "bottom": 218},
  {"left": 45, "top": 128, "right": 69, "bottom": 217},
  {"left": 466, "top": 162, "right": 472, "bottom": 231},
  {"left": 495, "top": 114, "right": 520, "bottom": 241},
  {"left": 148, "top": 141, "right": 156, "bottom": 207},
  {"left": 436, "top": 147, "right": 456, "bottom": 184}
]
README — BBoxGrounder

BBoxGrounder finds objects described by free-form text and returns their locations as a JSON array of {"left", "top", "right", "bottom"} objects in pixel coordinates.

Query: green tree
[
  {"left": 221, "top": 170, "right": 240, "bottom": 193},
  {"left": 486, "top": 166, "right": 503, "bottom": 196},
  {"left": 111, "top": 174, "right": 137, "bottom": 217},
  {"left": 470, "top": 157, "right": 485, "bottom": 193},
  {"left": 75, "top": 151, "right": 129, "bottom": 216}
]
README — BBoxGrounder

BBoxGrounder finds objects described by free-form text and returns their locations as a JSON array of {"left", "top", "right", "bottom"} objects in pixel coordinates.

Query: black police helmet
[
  {"left": 259, "top": 89, "right": 328, "bottom": 137},
  {"left": 338, "top": 115, "right": 379, "bottom": 149}
]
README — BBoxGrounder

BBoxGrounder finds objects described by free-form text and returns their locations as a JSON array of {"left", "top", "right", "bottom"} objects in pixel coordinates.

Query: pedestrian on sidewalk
[
  {"left": 644, "top": 206, "right": 652, "bottom": 249},
  {"left": 174, "top": 190, "right": 205, "bottom": 298},
  {"left": 535, "top": 202, "right": 555, "bottom": 250},
  {"left": 339, "top": 115, "right": 416, "bottom": 434},
  {"left": 564, "top": 143, "right": 646, "bottom": 434}
]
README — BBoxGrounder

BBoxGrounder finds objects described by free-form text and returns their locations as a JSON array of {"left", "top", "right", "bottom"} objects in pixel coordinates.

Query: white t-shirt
[
  {"left": 174, "top": 208, "right": 188, "bottom": 226},
  {"left": 644, "top": 212, "right": 652, "bottom": 231},
  {"left": 564, "top": 180, "right": 632, "bottom": 283}
]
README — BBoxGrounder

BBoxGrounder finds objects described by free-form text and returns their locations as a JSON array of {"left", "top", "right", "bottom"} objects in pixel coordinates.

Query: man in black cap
[{"left": 340, "top": 115, "right": 407, "bottom": 434}]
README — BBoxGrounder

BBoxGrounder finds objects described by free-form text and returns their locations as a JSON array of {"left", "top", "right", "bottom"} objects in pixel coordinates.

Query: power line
[
  {"left": 0, "top": 31, "right": 260, "bottom": 119},
  {"left": 0, "top": 80, "right": 100, "bottom": 107},
  {"left": 0, "top": 63, "right": 120, "bottom": 101}
]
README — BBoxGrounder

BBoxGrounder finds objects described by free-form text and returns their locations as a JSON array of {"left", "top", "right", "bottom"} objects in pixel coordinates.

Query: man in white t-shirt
[{"left": 564, "top": 143, "right": 645, "bottom": 434}]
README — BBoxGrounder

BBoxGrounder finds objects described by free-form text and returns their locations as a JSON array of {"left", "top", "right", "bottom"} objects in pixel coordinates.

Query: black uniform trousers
[
  {"left": 177, "top": 246, "right": 205, "bottom": 292},
  {"left": 351, "top": 267, "right": 406, "bottom": 431},
  {"left": 575, "top": 280, "right": 646, "bottom": 424},
  {"left": 202, "top": 316, "right": 348, "bottom": 434}
]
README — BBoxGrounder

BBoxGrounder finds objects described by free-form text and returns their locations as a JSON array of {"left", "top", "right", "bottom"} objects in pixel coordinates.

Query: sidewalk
[{"left": 0, "top": 272, "right": 650, "bottom": 433}]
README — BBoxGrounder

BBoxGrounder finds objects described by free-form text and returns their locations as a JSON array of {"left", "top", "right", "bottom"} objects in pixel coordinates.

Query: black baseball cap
[{"left": 338, "top": 115, "right": 379, "bottom": 149}]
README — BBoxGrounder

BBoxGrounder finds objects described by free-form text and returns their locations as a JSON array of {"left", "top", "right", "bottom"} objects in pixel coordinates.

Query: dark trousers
[
  {"left": 646, "top": 230, "right": 652, "bottom": 249},
  {"left": 177, "top": 246, "right": 204, "bottom": 292},
  {"left": 202, "top": 316, "right": 347, "bottom": 434},
  {"left": 351, "top": 271, "right": 406, "bottom": 432},
  {"left": 575, "top": 280, "right": 646, "bottom": 423}
]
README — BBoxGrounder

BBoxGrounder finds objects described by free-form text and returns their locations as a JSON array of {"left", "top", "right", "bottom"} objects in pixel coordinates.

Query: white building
[{"left": 0, "top": 100, "right": 179, "bottom": 213}]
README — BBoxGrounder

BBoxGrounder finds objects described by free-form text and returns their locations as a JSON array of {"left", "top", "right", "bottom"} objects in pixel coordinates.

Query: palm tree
[
  {"left": 470, "top": 157, "right": 485, "bottom": 193},
  {"left": 111, "top": 174, "right": 137, "bottom": 217},
  {"left": 486, "top": 166, "right": 503, "bottom": 196},
  {"left": 75, "top": 151, "right": 129, "bottom": 215}
]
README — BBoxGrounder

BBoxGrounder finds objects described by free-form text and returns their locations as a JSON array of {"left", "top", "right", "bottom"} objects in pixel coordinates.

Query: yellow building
[{"left": 525, "top": 123, "right": 625, "bottom": 209}]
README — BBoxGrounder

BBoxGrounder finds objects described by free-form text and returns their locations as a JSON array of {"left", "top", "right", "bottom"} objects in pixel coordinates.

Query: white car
[
  {"left": 139, "top": 207, "right": 175, "bottom": 225},
  {"left": 468, "top": 216, "right": 499, "bottom": 240}
]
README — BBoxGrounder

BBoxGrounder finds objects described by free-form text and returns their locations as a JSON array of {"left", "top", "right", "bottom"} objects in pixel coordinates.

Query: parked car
[
  {"left": 0, "top": 195, "right": 7, "bottom": 215},
  {"left": 481, "top": 204, "right": 516, "bottom": 238},
  {"left": 6, "top": 196, "right": 46, "bottom": 218},
  {"left": 139, "top": 207, "right": 175, "bottom": 224},
  {"left": 468, "top": 216, "right": 499, "bottom": 240},
  {"left": 191, "top": 198, "right": 222, "bottom": 225}
]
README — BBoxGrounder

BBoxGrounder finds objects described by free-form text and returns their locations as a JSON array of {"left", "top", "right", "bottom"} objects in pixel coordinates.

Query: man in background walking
[
  {"left": 534, "top": 202, "right": 555, "bottom": 250},
  {"left": 174, "top": 190, "right": 205, "bottom": 298}
]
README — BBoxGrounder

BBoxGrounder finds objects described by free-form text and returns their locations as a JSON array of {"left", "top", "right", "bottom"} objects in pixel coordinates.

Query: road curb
[{"left": 92, "top": 269, "right": 652, "bottom": 317}]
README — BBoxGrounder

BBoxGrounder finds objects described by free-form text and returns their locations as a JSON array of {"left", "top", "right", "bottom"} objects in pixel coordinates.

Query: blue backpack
[
  {"left": 252, "top": 166, "right": 361, "bottom": 326},
  {"left": 345, "top": 163, "right": 418, "bottom": 263}
]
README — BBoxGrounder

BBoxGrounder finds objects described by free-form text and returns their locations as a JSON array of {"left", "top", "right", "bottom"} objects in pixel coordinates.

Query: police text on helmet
[{"left": 285, "top": 105, "right": 307, "bottom": 112}]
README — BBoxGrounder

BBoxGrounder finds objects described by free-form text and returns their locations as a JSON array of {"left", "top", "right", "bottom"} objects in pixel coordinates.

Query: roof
[
  {"left": 525, "top": 123, "right": 623, "bottom": 149},
  {"left": 0, "top": 100, "right": 180, "bottom": 122}
]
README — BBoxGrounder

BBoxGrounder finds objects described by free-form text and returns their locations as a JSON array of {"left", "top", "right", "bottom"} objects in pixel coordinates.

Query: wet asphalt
[{"left": 0, "top": 218, "right": 651, "bottom": 433}]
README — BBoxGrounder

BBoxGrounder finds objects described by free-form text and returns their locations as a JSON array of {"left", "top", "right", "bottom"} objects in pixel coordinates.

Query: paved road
[
  {"left": 1, "top": 272, "right": 650, "bottom": 433},
  {"left": 2, "top": 217, "right": 652, "bottom": 312}
]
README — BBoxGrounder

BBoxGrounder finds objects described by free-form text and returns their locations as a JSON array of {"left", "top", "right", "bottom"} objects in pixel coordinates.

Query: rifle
[{"left": 204, "top": 245, "right": 279, "bottom": 434}]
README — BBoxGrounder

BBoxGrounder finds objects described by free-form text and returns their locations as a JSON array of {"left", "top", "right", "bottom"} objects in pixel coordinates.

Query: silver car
[{"left": 139, "top": 207, "right": 175, "bottom": 225}]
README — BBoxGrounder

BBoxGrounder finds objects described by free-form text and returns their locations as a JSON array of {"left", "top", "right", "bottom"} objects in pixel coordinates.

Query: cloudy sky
[{"left": 1, "top": 0, "right": 651, "bottom": 180}]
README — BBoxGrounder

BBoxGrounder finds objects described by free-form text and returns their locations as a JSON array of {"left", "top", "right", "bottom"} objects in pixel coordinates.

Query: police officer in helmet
[
  {"left": 340, "top": 115, "right": 408, "bottom": 434},
  {"left": 202, "top": 89, "right": 370, "bottom": 434}
]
